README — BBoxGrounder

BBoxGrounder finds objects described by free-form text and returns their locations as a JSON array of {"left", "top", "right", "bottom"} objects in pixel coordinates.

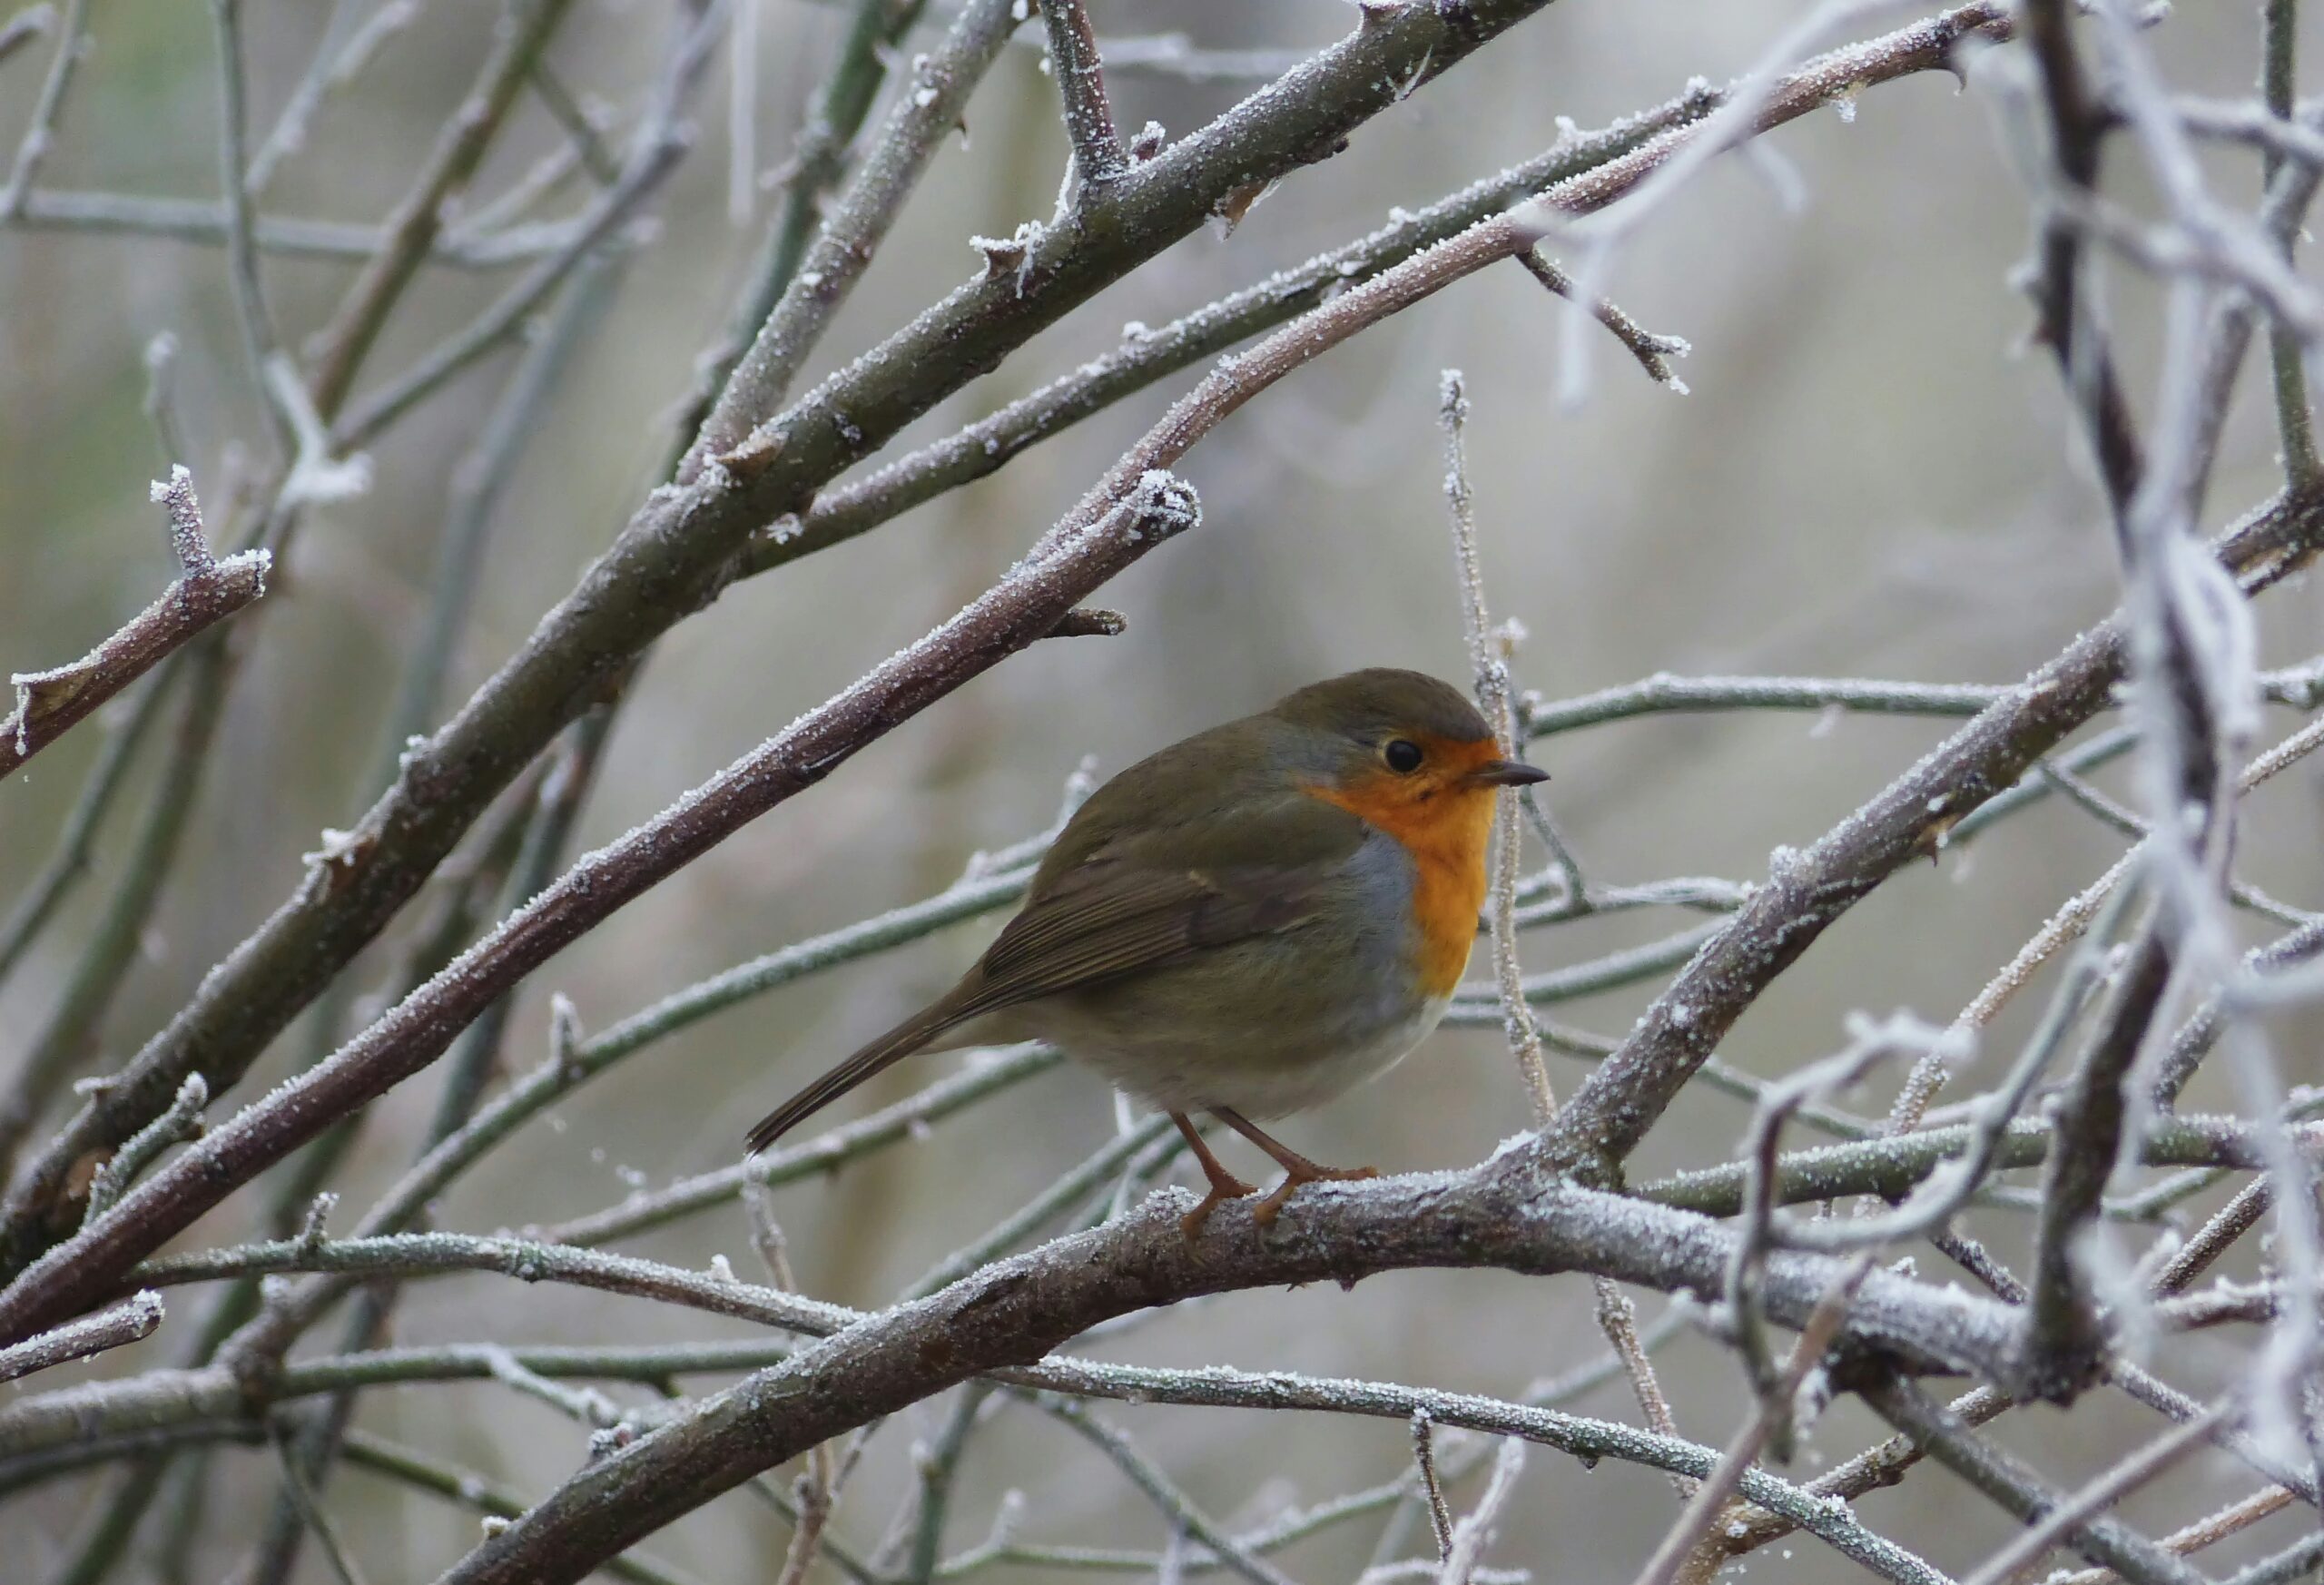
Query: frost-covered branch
[
  {"left": 1037, "top": 0, "right": 1127, "bottom": 199},
  {"left": 0, "top": 1291, "right": 159, "bottom": 1385},
  {"left": 0, "top": 468, "right": 267, "bottom": 780}
]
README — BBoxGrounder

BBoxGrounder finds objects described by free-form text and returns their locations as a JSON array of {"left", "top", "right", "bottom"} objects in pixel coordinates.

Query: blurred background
[{"left": 5, "top": 0, "right": 2324, "bottom": 1579}]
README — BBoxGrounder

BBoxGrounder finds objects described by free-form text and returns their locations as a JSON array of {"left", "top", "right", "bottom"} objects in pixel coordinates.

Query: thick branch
[{"left": 420, "top": 1167, "right": 2015, "bottom": 1584}]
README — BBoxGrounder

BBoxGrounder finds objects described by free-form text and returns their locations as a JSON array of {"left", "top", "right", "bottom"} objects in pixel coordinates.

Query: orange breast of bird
[{"left": 1304, "top": 735, "right": 1504, "bottom": 999}]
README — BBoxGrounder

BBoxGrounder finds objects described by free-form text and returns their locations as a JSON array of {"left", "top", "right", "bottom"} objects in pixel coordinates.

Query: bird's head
[{"left": 1270, "top": 668, "right": 1546, "bottom": 827}]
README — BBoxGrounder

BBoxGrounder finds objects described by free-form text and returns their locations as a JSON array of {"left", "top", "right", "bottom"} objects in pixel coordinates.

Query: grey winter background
[{"left": 2, "top": 0, "right": 2320, "bottom": 1580}]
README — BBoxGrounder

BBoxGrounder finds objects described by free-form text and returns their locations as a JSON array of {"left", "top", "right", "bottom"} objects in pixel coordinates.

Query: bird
[{"left": 743, "top": 667, "right": 1547, "bottom": 1237}]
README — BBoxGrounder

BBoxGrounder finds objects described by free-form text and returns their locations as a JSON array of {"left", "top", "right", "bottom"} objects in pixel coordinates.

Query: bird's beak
[{"left": 1462, "top": 759, "right": 1550, "bottom": 789}]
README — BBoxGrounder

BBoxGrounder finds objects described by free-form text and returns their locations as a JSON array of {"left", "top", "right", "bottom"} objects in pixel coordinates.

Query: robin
[{"left": 744, "top": 668, "right": 1547, "bottom": 1236}]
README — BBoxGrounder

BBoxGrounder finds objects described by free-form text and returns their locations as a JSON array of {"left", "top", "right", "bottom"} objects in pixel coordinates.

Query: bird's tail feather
[{"left": 743, "top": 995, "right": 973, "bottom": 1155}]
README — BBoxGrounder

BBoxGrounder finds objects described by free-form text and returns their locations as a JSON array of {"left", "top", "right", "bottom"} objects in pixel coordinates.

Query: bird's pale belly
[
  {"left": 1083, "top": 994, "right": 1450, "bottom": 1118},
  {"left": 993, "top": 944, "right": 1454, "bottom": 1119}
]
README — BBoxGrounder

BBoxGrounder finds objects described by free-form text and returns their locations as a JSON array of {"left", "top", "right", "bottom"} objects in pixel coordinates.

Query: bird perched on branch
[{"left": 744, "top": 668, "right": 1546, "bottom": 1236}]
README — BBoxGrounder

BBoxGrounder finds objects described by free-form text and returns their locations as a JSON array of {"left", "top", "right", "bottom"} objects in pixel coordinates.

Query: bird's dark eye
[{"left": 1383, "top": 738, "right": 1424, "bottom": 774}]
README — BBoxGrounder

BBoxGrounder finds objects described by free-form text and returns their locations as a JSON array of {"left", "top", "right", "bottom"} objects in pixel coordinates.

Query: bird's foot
[
  {"left": 1180, "top": 1167, "right": 1259, "bottom": 1244},
  {"left": 1252, "top": 1161, "right": 1378, "bottom": 1229}
]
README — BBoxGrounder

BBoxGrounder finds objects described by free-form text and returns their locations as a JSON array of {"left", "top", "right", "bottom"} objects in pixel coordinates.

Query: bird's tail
[{"left": 743, "top": 993, "right": 974, "bottom": 1155}]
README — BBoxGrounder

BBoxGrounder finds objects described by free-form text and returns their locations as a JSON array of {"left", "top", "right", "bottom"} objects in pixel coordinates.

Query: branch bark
[{"left": 428, "top": 1167, "right": 2014, "bottom": 1584}]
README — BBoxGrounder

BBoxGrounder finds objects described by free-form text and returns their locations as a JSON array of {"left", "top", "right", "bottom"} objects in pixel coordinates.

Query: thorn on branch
[
  {"left": 971, "top": 221, "right": 1043, "bottom": 293},
  {"left": 295, "top": 1191, "right": 337, "bottom": 1254},
  {"left": 1207, "top": 176, "right": 1279, "bottom": 238},
  {"left": 1043, "top": 606, "right": 1125, "bottom": 638},
  {"left": 712, "top": 426, "right": 785, "bottom": 481},
  {"left": 549, "top": 992, "right": 585, "bottom": 1081}
]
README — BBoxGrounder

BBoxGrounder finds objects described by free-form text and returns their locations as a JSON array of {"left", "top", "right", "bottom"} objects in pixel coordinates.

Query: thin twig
[
  {"left": 681, "top": 0, "right": 1022, "bottom": 476},
  {"left": 0, "top": 663, "right": 178, "bottom": 999},
  {"left": 209, "top": 0, "right": 294, "bottom": 453},
  {"left": 1441, "top": 369, "right": 1555, "bottom": 1123},
  {"left": 302, "top": 0, "right": 580, "bottom": 420},
  {"left": 1038, "top": 0, "right": 1127, "bottom": 198},
  {"left": 1863, "top": 1377, "right": 2203, "bottom": 1585},
  {"left": 2050, "top": 1486, "right": 2296, "bottom": 1585},
  {"left": 246, "top": 0, "right": 425, "bottom": 193},
  {"left": 1514, "top": 251, "right": 1689, "bottom": 389},
  {"left": 331, "top": 16, "right": 714, "bottom": 448},
  {"left": 1957, "top": 1403, "right": 2232, "bottom": 1585},
  {"left": 0, "top": 1291, "right": 160, "bottom": 1384},
  {"left": 2257, "top": 0, "right": 2311, "bottom": 478},
  {"left": 1412, "top": 1413, "right": 1455, "bottom": 1563},
  {"left": 0, "top": 0, "right": 84, "bottom": 220},
  {"left": 0, "top": 468, "right": 268, "bottom": 779},
  {"left": 80, "top": 1076, "right": 206, "bottom": 1231},
  {"left": 267, "top": 1420, "right": 372, "bottom": 1585},
  {"left": 11, "top": 189, "right": 572, "bottom": 264},
  {"left": 0, "top": 2, "right": 52, "bottom": 70},
  {"left": 1049, "top": 1402, "right": 1298, "bottom": 1585},
  {"left": 1437, "top": 1437, "right": 1525, "bottom": 1585},
  {"left": 1628, "top": 1259, "right": 1871, "bottom": 1585}
]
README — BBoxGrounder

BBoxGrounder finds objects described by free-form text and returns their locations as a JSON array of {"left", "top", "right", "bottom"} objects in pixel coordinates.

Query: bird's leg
[
  {"left": 1172, "top": 1111, "right": 1256, "bottom": 1242},
  {"left": 1212, "top": 1107, "right": 1378, "bottom": 1228}
]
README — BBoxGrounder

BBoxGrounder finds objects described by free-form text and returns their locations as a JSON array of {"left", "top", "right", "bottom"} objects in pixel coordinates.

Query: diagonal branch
[
  {"left": 743, "top": 2, "right": 2004, "bottom": 581},
  {"left": 2024, "top": 915, "right": 2176, "bottom": 1399}
]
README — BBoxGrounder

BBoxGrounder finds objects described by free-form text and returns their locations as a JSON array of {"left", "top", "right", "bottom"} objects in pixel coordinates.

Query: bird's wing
[
  {"left": 962, "top": 793, "right": 1370, "bottom": 1014},
  {"left": 743, "top": 778, "right": 1371, "bottom": 1154}
]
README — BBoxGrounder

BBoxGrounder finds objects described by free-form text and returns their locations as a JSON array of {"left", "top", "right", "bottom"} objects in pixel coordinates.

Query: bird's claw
[
  {"left": 1180, "top": 1171, "right": 1258, "bottom": 1245},
  {"left": 1251, "top": 1162, "right": 1377, "bottom": 1229}
]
